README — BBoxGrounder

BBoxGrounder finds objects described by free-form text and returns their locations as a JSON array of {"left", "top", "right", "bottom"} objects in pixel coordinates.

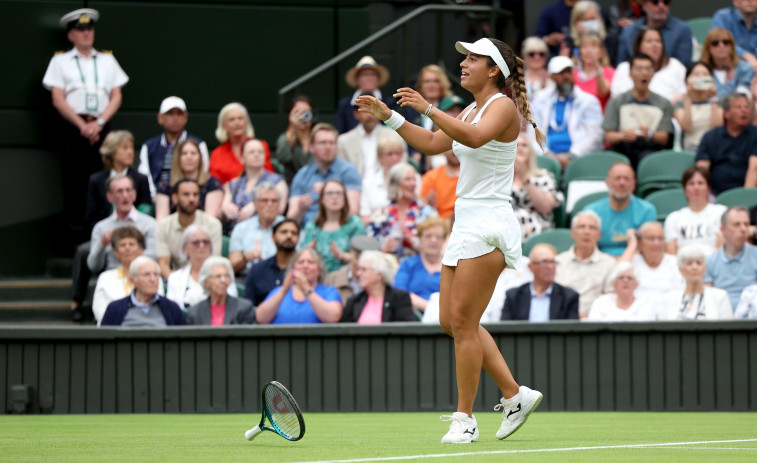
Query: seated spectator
[
  {"left": 287, "top": 123, "right": 362, "bottom": 224},
  {"left": 244, "top": 219, "right": 300, "bottom": 306},
  {"left": 573, "top": 32, "right": 616, "bottom": 111},
  {"left": 420, "top": 149, "right": 459, "bottom": 219},
  {"left": 335, "top": 56, "right": 393, "bottom": 134},
  {"left": 611, "top": 27, "right": 686, "bottom": 101},
  {"left": 324, "top": 235, "right": 382, "bottom": 305},
  {"left": 256, "top": 249, "right": 343, "bottom": 324},
  {"left": 166, "top": 225, "right": 237, "bottom": 309},
  {"left": 222, "top": 139, "right": 287, "bottom": 226},
  {"left": 604, "top": 54, "right": 674, "bottom": 169},
  {"left": 209, "top": 102, "right": 273, "bottom": 185},
  {"left": 567, "top": 2, "right": 618, "bottom": 64},
  {"left": 301, "top": 180, "right": 366, "bottom": 273},
  {"left": 155, "top": 139, "right": 222, "bottom": 220},
  {"left": 616, "top": 0, "right": 692, "bottom": 66},
  {"left": 425, "top": 95, "right": 467, "bottom": 171},
  {"left": 274, "top": 95, "right": 314, "bottom": 184},
  {"left": 341, "top": 250, "right": 415, "bottom": 323},
  {"left": 228, "top": 183, "right": 285, "bottom": 275},
  {"left": 367, "top": 163, "right": 436, "bottom": 257},
  {"left": 531, "top": 56, "right": 604, "bottom": 169},
  {"left": 512, "top": 135, "right": 565, "bottom": 240},
  {"left": 186, "top": 257, "right": 254, "bottom": 325},
  {"left": 522, "top": 37, "right": 555, "bottom": 102},
  {"left": 393, "top": 217, "right": 447, "bottom": 312},
  {"left": 403, "top": 65, "right": 452, "bottom": 168},
  {"left": 712, "top": 1, "right": 757, "bottom": 73},
  {"left": 92, "top": 226, "right": 164, "bottom": 325},
  {"left": 138, "top": 96, "right": 209, "bottom": 197},
  {"left": 657, "top": 245, "right": 733, "bottom": 320},
  {"left": 101, "top": 256, "right": 186, "bottom": 327},
  {"left": 338, "top": 95, "right": 394, "bottom": 180},
  {"left": 622, "top": 221, "right": 684, "bottom": 299},
  {"left": 555, "top": 210, "right": 616, "bottom": 318},
  {"left": 696, "top": 93, "right": 757, "bottom": 194},
  {"left": 706, "top": 206, "right": 757, "bottom": 309},
  {"left": 361, "top": 133, "right": 411, "bottom": 221},
  {"left": 86, "top": 130, "right": 151, "bottom": 232},
  {"left": 673, "top": 62, "right": 724, "bottom": 152},
  {"left": 587, "top": 262, "right": 657, "bottom": 321},
  {"left": 701, "top": 28, "right": 755, "bottom": 98},
  {"left": 502, "top": 244, "right": 579, "bottom": 321},
  {"left": 156, "top": 179, "right": 222, "bottom": 280},
  {"left": 616, "top": 0, "right": 644, "bottom": 29},
  {"left": 735, "top": 284, "right": 757, "bottom": 319},
  {"left": 584, "top": 162, "right": 656, "bottom": 256},
  {"left": 664, "top": 166, "right": 727, "bottom": 256},
  {"left": 535, "top": 0, "right": 573, "bottom": 57}
]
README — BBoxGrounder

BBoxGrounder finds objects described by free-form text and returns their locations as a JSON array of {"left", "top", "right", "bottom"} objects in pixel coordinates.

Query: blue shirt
[
  {"left": 617, "top": 16, "right": 692, "bottom": 65},
  {"left": 712, "top": 7, "right": 757, "bottom": 59},
  {"left": 264, "top": 283, "right": 342, "bottom": 324},
  {"left": 290, "top": 159, "right": 362, "bottom": 224},
  {"left": 529, "top": 284, "right": 553, "bottom": 322},
  {"left": 229, "top": 214, "right": 284, "bottom": 272},
  {"left": 547, "top": 98, "right": 572, "bottom": 154},
  {"left": 584, "top": 196, "right": 657, "bottom": 256},
  {"left": 129, "top": 291, "right": 160, "bottom": 314},
  {"left": 714, "top": 60, "right": 755, "bottom": 98},
  {"left": 244, "top": 256, "right": 285, "bottom": 306},
  {"left": 705, "top": 243, "right": 757, "bottom": 310},
  {"left": 393, "top": 254, "right": 441, "bottom": 300},
  {"left": 696, "top": 125, "right": 757, "bottom": 195}
]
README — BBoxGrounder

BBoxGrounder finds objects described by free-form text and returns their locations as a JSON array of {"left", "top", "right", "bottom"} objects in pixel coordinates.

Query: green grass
[{"left": 2, "top": 412, "right": 756, "bottom": 462}]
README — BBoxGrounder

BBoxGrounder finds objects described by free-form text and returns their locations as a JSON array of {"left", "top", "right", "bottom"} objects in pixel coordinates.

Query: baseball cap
[
  {"left": 547, "top": 56, "right": 574, "bottom": 75},
  {"left": 159, "top": 96, "right": 187, "bottom": 114},
  {"left": 439, "top": 95, "right": 466, "bottom": 112}
]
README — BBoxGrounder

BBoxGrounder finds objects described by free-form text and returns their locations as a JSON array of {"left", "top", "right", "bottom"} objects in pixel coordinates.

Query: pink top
[
  {"left": 573, "top": 66, "right": 615, "bottom": 112},
  {"left": 210, "top": 303, "right": 226, "bottom": 326},
  {"left": 357, "top": 296, "right": 384, "bottom": 325}
]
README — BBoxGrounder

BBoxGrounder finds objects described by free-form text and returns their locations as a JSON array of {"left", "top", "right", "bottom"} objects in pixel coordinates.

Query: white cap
[
  {"left": 548, "top": 56, "right": 574, "bottom": 75},
  {"left": 60, "top": 8, "right": 99, "bottom": 28},
  {"left": 455, "top": 38, "right": 510, "bottom": 79},
  {"left": 159, "top": 96, "right": 187, "bottom": 114}
]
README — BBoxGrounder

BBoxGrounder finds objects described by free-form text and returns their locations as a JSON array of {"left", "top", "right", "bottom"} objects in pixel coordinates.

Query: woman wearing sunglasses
[
  {"left": 700, "top": 28, "right": 755, "bottom": 98},
  {"left": 521, "top": 37, "right": 554, "bottom": 102}
]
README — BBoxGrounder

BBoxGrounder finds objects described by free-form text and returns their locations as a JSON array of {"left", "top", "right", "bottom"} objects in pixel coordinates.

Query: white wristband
[{"left": 384, "top": 111, "right": 406, "bottom": 131}]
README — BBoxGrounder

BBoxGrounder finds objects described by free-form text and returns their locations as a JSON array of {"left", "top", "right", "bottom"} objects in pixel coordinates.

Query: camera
[
  {"left": 691, "top": 76, "right": 713, "bottom": 91},
  {"left": 300, "top": 110, "right": 313, "bottom": 123}
]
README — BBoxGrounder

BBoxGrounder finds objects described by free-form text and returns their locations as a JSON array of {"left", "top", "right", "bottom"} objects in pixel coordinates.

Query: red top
[{"left": 209, "top": 138, "right": 274, "bottom": 185}]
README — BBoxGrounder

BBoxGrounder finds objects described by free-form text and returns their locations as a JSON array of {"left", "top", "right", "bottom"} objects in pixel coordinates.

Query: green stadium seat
[
  {"left": 270, "top": 158, "right": 285, "bottom": 176},
  {"left": 136, "top": 202, "right": 155, "bottom": 217},
  {"left": 537, "top": 154, "right": 562, "bottom": 185},
  {"left": 644, "top": 188, "right": 688, "bottom": 223},
  {"left": 222, "top": 235, "right": 230, "bottom": 258},
  {"left": 716, "top": 187, "right": 757, "bottom": 209},
  {"left": 636, "top": 150, "right": 695, "bottom": 197},
  {"left": 562, "top": 151, "right": 630, "bottom": 187},
  {"left": 522, "top": 229, "right": 575, "bottom": 256},
  {"left": 686, "top": 17, "right": 712, "bottom": 46},
  {"left": 571, "top": 191, "right": 608, "bottom": 218}
]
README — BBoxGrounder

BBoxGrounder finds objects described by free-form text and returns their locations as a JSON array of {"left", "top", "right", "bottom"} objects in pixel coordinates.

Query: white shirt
[
  {"left": 358, "top": 125, "right": 380, "bottom": 180},
  {"left": 735, "top": 284, "right": 757, "bottom": 319},
  {"left": 610, "top": 58, "right": 687, "bottom": 102},
  {"left": 632, "top": 253, "right": 685, "bottom": 300},
  {"left": 587, "top": 293, "right": 658, "bottom": 321},
  {"left": 663, "top": 204, "right": 727, "bottom": 256},
  {"left": 42, "top": 48, "right": 129, "bottom": 116},
  {"left": 165, "top": 265, "right": 238, "bottom": 309},
  {"left": 656, "top": 287, "right": 733, "bottom": 320}
]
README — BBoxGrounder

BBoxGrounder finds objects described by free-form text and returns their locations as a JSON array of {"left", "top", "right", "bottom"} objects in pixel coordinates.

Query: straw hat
[{"left": 345, "top": 56, "right": 390, "bottom": 88}]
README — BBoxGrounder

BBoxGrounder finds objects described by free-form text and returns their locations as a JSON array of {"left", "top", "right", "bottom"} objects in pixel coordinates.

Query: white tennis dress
[{"left": 442, "top": 93, "right": 522, "bottom": 271}]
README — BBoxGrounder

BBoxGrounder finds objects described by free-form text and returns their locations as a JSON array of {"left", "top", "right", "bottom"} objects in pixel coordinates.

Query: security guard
[{"left": 42, "top": 8, "right": 129, "bottom": 245}]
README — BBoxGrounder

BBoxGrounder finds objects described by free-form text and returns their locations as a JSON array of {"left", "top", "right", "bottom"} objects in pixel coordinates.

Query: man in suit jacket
[
  {"left": 502, "top": 244, "right": 579, "bottom": 321},
  {"left": 337, "top": 100, "right": 394, "bottom": 180}
]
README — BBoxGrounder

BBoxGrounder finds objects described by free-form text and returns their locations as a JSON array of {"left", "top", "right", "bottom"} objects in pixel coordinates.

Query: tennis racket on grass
[{"left": 245, "top": 381, "right": 306, "bottom": 442}]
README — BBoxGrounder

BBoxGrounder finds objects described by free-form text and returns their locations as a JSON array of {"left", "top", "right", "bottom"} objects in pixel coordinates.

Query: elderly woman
[
  {"left": 522, "top": 37, "right": 554, "bottom": 102},
  {"left": 393, "top": 217, "right": 448, "bottom": 313},
  {"left": 85, "top": 130, "right": 151, "bottom": 229},
  {"left": 573, "top": 32, "right": 616, "bottom": 112},
  {"left": 657, "top": 245, "right": 732, "bottom": 320},
  {"left": 166, "top": 225, "right": 237, "bottom": 309},
  {"left": 512, "top": 135, "right": 564, "bottom": 241},
  {"left": 186, "top": 257, "right": 255, "bottom": 325},
  {"left": 367, "top": 162, "right": 436, "bottom": 257},
  {"left": 341, "top": 250, "right": 415, "bottom": 323},
  {"left": 256, "top": 248, "right": 343, "bottom": 324},
  {"left": 664, "top": 166, "right": 727, "bottom": 256},
  {"left": 587, "top": 262, "right": 657, "bottom": 321},
  {"left": 155, "top": 139, "right": 223, "bottom": 220},
  {"left": 274, "top": 95, "right": 314, "bottom": 184},
  {"left": 360, "top": 134, "right": 410, "bottom": 221},
  {"left": 301, "top": 179, "right": 366, "bottom": 273},
  {"left": 701, "top": 28, "right": 755, "bottom": 98},
  {"left": 221, "top": 138, "right": 288, "bottom": 223},
  {"left": 209, "top": 102, "right": 273, "bottom": 185},
  {"left": 611, "top": 27, "right": 686, "bottom": 101},
  {"left": 673, "top": 62, "right": 724, "bottom": 152}
]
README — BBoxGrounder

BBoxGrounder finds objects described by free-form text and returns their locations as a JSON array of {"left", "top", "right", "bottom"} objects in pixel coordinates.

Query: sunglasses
[
  {"left": 527, "top": 51, "right": 547, "bottom": 58},
  {"left": 647, "top": 0, "right": 670, "bottom": 5},
  {"left": 710, "top": 39, "right": 733, "bottom": 46}
]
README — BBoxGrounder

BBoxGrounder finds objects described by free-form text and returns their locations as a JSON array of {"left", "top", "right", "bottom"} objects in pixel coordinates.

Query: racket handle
[{"left": 245, "top": 425, "right": 262, "bottom": 441}]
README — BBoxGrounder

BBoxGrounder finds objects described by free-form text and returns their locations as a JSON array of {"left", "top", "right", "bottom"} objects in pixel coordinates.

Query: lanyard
[
  {"left": 550, "top": 97, "right": 572, "bottom": 132},
  {"left": 74, "top": 54, "right": 98, "bottom": 90}
]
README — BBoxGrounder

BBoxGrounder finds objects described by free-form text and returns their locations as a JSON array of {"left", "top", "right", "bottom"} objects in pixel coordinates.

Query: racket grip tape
[{"left": 245, "top": 425, "right": 262, "bottom": 441}]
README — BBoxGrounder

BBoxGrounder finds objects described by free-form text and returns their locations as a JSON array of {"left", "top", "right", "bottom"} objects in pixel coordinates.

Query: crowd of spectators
[{"left": 45, "top": 4, "right": 757, "bottom": 327}]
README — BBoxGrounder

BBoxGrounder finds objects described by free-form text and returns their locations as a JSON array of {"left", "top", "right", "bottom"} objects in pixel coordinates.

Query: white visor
[{"left": 455, "top": 38, "right": 510, "bottom": 79}]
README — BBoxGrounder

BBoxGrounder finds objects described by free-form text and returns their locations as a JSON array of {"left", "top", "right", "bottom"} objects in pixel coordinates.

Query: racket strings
[{"left": 265, "top": 387, "right": 302, "bottom": 438}]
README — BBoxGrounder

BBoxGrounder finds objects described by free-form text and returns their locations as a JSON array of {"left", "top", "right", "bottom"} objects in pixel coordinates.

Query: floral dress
[
  {"left": 367, "top": 200, "right": 436, "bottom": 258},
  {"left": 511, "top": 170, "right": 564, "bottom": 240}
]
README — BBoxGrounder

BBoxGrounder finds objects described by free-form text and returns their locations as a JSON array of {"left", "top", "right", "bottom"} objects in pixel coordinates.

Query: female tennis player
[{"left": 356, "top": 38, "right": 544, "bottom": 444}]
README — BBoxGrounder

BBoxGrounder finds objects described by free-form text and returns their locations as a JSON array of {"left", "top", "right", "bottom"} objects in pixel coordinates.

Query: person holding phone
[
  {"left": 700, "top": 28, "right": 755, "bottom": 98},
  {"left": 673, "top": 62, "right": 724, "bottom": 152}
]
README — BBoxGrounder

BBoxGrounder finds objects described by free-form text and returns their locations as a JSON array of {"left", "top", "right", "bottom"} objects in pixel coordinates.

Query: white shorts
[{"left": 442, "top": 197, "right": 522, "bottom": 271}]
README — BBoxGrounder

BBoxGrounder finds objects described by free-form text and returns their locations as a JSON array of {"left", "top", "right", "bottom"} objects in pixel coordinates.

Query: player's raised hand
[
  {"left": 393, "top": 87, "right": 430, "bottom": 114},
  {"left": 355, "top": 95, "right": 391, "bottom": 121}
]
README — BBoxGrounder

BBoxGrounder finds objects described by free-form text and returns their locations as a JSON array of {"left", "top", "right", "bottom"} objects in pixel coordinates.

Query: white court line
[{"left": 287, "top": 439, "right": 757, "bottom": 463}]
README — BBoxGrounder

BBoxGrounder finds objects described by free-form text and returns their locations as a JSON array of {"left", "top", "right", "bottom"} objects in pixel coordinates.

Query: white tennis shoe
[
  {"left": 494, "top": 385, "right": 543, "bottom": 440},
  {"left": 440, "top": 412, "right": 479, "bottom": 444}
]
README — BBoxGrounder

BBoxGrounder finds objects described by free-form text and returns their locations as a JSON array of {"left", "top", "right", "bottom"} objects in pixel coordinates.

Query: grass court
[{"left": 2, "top": 412, "right": 756, "bottom": 462}]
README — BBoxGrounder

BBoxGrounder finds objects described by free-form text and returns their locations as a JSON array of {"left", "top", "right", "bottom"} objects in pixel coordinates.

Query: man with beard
[
  {"left": 583, "top": 162, "right": 656, "bottom": 256},
  {"left": 243, "top": 219, "right": 300, "bottom": 306},
  {"left": 156, "top": 179, "right": 222, "bottom": 279},
  {"left": 228, "top": 182, "right": 285, "bottom": 274},
  {"left": 531, "top": 56, "right": 604, "bottom": 169},
  {"left": 421, "top": 149, "right": 460, "bottom": 218},
  {"left": 617, "top": 0, "right": 692, "bottom": 65}
]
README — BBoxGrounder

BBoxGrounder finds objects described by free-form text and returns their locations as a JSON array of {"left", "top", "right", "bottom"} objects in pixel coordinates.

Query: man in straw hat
[{"left": 335, "top": 56, "right": 394, "bottom": 133}]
